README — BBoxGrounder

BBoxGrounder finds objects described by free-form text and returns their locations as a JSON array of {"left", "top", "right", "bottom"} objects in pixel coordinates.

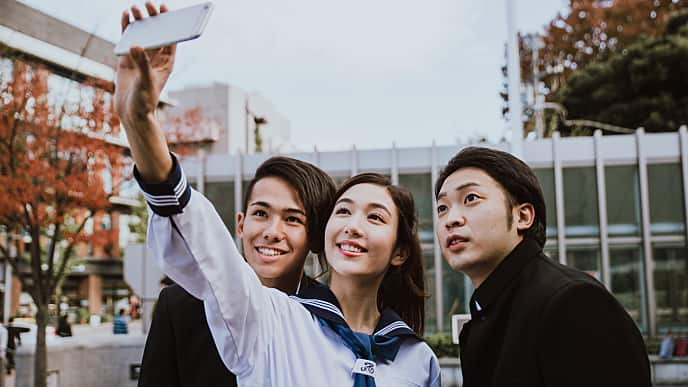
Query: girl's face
[{"left": 325, "top": 183, "right": 406, "bottom": 280}]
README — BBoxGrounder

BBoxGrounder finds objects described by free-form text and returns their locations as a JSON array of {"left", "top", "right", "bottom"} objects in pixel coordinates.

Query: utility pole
[{"left": 506, "top": 0, "right": 524, "bottom": 157}]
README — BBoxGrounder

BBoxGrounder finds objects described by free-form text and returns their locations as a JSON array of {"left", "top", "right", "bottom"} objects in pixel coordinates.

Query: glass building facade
[{"left": 183, "top": 130, "right": 688, "bottom": 336}]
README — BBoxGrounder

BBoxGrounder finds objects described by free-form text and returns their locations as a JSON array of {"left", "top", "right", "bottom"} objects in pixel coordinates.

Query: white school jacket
[{"left": 136, "top": 156, "right": 441, "bottom": 387}]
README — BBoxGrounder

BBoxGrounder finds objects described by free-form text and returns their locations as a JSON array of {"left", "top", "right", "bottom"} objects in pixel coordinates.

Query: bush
[{"left": 424, "top": 333, "right": 459, "bottom": 358}]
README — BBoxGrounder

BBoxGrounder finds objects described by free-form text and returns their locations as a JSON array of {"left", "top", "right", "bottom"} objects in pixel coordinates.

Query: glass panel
[
  {"left": 566, "top": 246, "right": 601, "bottom": 281},
  {"left": 398, "top": 174, "right": 433, "bottom": 244},
  {"left": 653, "top": 244, "right": 688, "bottom": 332},
  {"left": 423, "top": 247, "right": 437, "bottom": 335},
  {"left": 398, "top": 173, "right": 435, "bottom": 334},
  {"left": 544, "top": 246, "right": 559, "bottom": 262},
  {"left": 610, "top": 247, "right": 647, "bottom": 333},
  {"left": 563, "top": 167, "right": 599, "bottom": 237},
  {"left": 333, "top": 176, "right": 350, "bottom": 187},
  {"left": 533, "top": 169, "right": 558, "bottom": 238},
  {"left": 205, "top": 182, "right": 236, "bottom": 233},
  {"left": 605, "top": 166, "right": 641, "bottom": 236},
  {"left": 648, "top": 164, "right": 685, "bottom": 235},
  {"left": 442, "top": 258, "right": 468, "bottom": 334}
]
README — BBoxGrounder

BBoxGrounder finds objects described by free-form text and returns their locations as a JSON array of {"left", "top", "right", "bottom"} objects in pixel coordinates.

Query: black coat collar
[
  {"left": 292, "top": 284, "right": 419, "bottom": 339},
  {"left": 471, "top": 238, "right": 542, "bottom": 318}
]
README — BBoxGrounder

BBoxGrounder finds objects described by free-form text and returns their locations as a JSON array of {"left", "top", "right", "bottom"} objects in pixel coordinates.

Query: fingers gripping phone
[{"left": 114, "top": 2, "right": 214, "bottom": 56}]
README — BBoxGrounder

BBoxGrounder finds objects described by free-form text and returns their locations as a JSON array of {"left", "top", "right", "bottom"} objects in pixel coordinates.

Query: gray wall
[{"left": 15, "top": 335, "right": 145, "bottom": 387}]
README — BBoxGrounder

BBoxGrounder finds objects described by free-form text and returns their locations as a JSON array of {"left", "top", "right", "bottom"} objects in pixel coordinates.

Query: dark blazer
[
  {"left": 459, "top": 239, "right": 651, "bottom": 387},
  {"left": 137, "top": 284, "right": 237, "bottom": 387}
]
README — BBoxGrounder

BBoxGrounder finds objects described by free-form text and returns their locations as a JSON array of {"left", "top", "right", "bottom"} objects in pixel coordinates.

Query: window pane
[
  {"left": 333, "top": 176, "right": 350, "bottom": 187},
  {"left": 605, "top": 166, "right": 641, "bottom": 236},
  {"left": 567, "top": 246, "right": 600, "bottom": 281},
  {"left": 398, "top": 174, "right": 433, "bottom": 244},
  {"left": 648, "top": 164, "right": 685, "bottom": 235},
  {"left": 423, "top": 247, "right": 437, "bottom": 335},
  {"left": 544, "top": 246, "right": 559, "bottom": 262},
  {"left": 533, "top": 169, "right": 558, "bottom": 238},
  {"left": 653, "top": 244, "right": 688, "bottom": 331},
  {"left": 563, "top": 167, "right": 599, "bottom": 237},
  {"left": 442, "top": 258, "right": 469, "bottom": 334},
  {"left": 398, "top": 174, "right": 435, "bottom": 334},
  {"left": 205, "top": 182, "right": 235, "bottom": 233},
  {"left": 610, "top": 247, "right": 647, "bottom": 333}
]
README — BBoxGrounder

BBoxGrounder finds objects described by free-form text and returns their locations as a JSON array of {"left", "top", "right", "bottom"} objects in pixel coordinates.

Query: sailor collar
[{"left": 292, "top": 284, "right": 419, "bottom": 339}]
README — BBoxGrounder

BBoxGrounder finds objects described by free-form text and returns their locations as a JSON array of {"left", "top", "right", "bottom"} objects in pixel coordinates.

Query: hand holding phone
[
  {"left": 114, "top": 3, "right": 183, "bottom": 130},
  {"left": 114, "top": 2, "right": 213, "bottom": 56}
]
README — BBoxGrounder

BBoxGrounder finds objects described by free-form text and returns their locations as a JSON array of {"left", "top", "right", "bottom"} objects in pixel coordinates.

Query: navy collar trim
[{"left": 292, "top": 285, "right": 418, "bottom": 339}]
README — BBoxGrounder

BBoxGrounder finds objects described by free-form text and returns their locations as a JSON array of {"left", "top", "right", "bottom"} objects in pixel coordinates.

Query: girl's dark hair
[
  {"left": 243, "top": 156, "right": 336, "bottom": 255},
  {"left": 329, "top": 173, "right": 426, "bottom": 335},
  {"left": 434, "top": 146, "right": 547, "bottom": 247}
]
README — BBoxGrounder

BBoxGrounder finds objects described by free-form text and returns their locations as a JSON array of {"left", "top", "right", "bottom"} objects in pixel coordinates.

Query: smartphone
[{"left": 114, "top": 2, "right": 214, "bottom": 56}]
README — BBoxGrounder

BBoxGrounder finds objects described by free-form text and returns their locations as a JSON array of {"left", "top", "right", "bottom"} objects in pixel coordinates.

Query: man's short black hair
[
  {"left": 242, "top": 156, "right": 335, "bottom": 254},
  {"left": 434, "top": 146, "right": 547, "bottom": 247}
]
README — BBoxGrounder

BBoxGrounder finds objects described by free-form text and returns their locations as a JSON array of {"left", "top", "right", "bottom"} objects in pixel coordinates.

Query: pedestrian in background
[
  {"left": 113, "top": 309, "right": 129, "bottom": 335},
  {"left": 660, "top": 329, "right": 675, "bottom": 359},
  {"left": 57, "top": 314, "right": 72, "bottom": 337}
]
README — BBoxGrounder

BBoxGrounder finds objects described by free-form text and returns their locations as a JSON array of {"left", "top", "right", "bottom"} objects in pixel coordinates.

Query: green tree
[
  {"left": 557, "top": 11, "right": 688, "bottom": 135},
  {"left": 504, "top": 0, "right": 688, "bottom": 135}
]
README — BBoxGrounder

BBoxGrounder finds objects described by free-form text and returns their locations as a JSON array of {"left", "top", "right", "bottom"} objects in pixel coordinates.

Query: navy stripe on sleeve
[{"left": 133, "top": 154, "right": 191, "bottom": 216}]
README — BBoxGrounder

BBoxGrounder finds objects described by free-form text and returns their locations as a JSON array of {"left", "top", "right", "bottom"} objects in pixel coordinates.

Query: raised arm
[
  {"left": 116, "top": 4, "right": 275, "bottom": 375},
  {"left": 114, "top": 2, "right": 174, "bottom": 182}
]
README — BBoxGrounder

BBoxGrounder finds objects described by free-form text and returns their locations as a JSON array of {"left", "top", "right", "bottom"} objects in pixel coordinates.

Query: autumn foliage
[
  {"left": 0, "top": 58, "right": 130, "bottom": 280},
  {"left": 0, "top": 54, "right": 131, "bottom": 386},
  {"left": 506, "top": 0, "right": 688, "bottom": 135},
  {"left": 535, "top": 0, "right": 688, "bottom": 94}
]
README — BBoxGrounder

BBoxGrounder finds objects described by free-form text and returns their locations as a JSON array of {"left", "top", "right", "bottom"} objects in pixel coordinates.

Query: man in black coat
[
  {"left": 137, "top": 156, "right": 335, "bottom": 387},
  {"left": 434, "top": 147, "right": 651, "bottom": 387}
]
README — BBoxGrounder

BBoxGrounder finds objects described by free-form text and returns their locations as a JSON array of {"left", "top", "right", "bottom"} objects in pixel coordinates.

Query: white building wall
[{"left": 169, "top": 83, "right": 291, "bottom": 155}]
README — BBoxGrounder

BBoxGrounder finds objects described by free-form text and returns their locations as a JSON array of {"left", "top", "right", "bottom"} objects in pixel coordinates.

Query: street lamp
[{"left": 244, "top": 97, "right": 268, "bottom": 153}]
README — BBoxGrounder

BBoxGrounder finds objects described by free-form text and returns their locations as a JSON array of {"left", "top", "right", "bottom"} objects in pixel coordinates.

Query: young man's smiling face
[
  {"left": 237, "top": 176, "right": 309, "bottom": 291},
  {"left": 435, "top": 167, "right": 530, "bottom": 287}
]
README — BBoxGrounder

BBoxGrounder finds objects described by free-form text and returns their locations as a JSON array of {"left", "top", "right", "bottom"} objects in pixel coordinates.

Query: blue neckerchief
[
  {"left": 318, "top": 318, "right": 401, "bottom": 387},
  {"left": 292, "top": 284, "right": 419, "bottom": 387}
]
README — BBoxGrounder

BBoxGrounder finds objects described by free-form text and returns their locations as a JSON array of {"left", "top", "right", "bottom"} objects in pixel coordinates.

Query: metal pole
[
  {"left": 636, "top": 128, "right": 656, "bottom": 336},
  {"left": 506, "top": 0, "right": 524, "bottom": 157},
  {"left": 552, "top": 132, "right": 567, "bottom": 264},
  {"left": 679, "top": 126, "right": 688, "bottom": 250},
  {"left": 391, "top": 142, "right": 399, "bottom": 185},
  {"left": 234, "top": 153, "right": 243, "bottom": 249},
  {"left": 197, "top": 148, "right": 206, "bottom": 195},
  {"left": 244, "top": 98, "right": 250, "bottom": 153},
  {"left": 3, "top": 235, "right": 12, "bottom": 324},
  {"left": 431, "top": 141, "right": 443, "bottom": 332},
  {"left": 351, "top": 145, "right": 358, "bottom": 176},
  {"left": 594, "top": 130, "right": 611, "bottom": 289}
]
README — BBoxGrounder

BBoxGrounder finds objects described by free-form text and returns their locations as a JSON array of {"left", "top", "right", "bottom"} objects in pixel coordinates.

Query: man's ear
[
  {"left": 515, "top": 203, "right": 535, "bottom": 232},
  {"left": 390, "top": 247, "right": 408, "bottom": 267},
  {"left": 236, "top": 212, "right": 245, "bottom": 239}
]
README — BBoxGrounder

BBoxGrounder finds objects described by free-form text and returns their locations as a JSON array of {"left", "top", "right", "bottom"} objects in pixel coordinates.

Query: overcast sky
[{"left": 20, "top": 0, "right": 567, "bottom": 151}]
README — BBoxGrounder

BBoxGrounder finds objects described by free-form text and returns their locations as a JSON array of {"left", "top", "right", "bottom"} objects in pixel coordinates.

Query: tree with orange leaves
[
  {"left": 538, "top": 0, "right": 688, "bottom": 95},
  {"left": 0, "top": 51, "right": 130, "bottom": 387}
]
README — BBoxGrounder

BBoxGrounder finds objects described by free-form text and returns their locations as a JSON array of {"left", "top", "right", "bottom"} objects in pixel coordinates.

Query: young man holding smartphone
[{"left": 116, "top": 4, "right": 336, "bottom": 387}]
